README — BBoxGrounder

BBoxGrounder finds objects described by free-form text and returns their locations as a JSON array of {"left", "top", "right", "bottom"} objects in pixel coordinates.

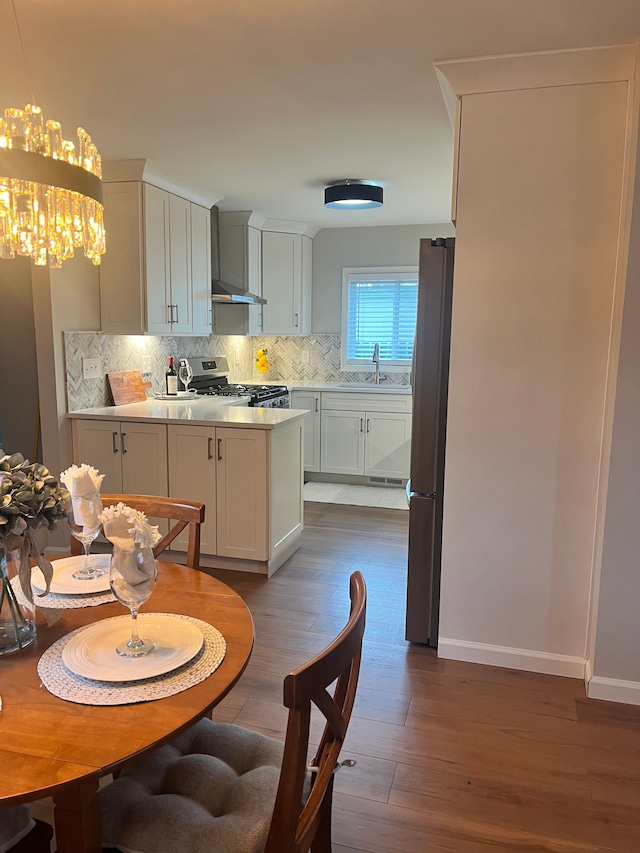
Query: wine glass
[
  {"left": 68, "top": 496, "right": 104, "bottom": 580},
  {"left": 178, "top": 358, "right": 193, "bottom": 393},
  {"left": 109, "top": 547, "right": 157, "bottom": 657}
]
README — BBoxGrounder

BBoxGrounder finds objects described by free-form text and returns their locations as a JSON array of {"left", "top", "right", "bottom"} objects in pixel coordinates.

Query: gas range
[{"left": 183, "top": 356, "right": 290, "bottom": 409}]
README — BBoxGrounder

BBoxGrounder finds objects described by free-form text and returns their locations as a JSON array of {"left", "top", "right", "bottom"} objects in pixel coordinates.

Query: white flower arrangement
[
  {"left": 98, "top": 502, "right": 162, "bottom": 551},
  {"left": 59, "top": 463, "right": 105, "bottom": 495}
]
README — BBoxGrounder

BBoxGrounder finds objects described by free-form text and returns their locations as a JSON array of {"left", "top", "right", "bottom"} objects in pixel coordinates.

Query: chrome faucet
[{"left": 372, "top": 343, "right": 380, "bottom": 385}]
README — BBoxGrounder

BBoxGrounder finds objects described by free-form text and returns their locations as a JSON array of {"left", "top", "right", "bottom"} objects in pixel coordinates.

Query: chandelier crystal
[{"left": 0, "top": 103, "right": 105, "bottom": 268}]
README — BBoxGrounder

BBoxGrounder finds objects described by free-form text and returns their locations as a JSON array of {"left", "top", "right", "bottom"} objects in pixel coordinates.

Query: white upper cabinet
[
  {"left": 98, "top": 182, "right": 146, "bottom": 334},
  {"left": 261, "top": 231, "right": 312, "bottom": 336},
  {"left": 99, "top": 180, "right": 212, "bottom": 336},
  {"left": 190, "top": 202, "right": 213, "bottom": 335},
  {"left": 214, "top": 212, "right": 263, "bottom": 336}
]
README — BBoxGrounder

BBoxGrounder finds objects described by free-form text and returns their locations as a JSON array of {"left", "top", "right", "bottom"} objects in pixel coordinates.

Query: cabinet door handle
[
  {"left": 207, "top": 437, "right": 213, "bottom": 460},
  {"left": 174, "top": 304, "right": 179, "bottom": 324},
  {"left": 366, "top": 419, "right": 370, "bottom": 432},
  {"left": 360, "top": 418, "right": 364, "bottom": 433},
  {"left": 112, "top": 431, "right": 119, "bottom": 454},
  {"left": 294, "top": 313, "right": 299, "bottom": 327},
  {"left": 167, "top": 304, "right": 173, "bottom": 324},
  {"left": 315, "top": 399, "right": 319, "bottom": 413},
  {"left": 121, "top": 432, "right": 127, "bottom": 454},
  {"left": 217, "top": 438, "right": 222, "bottom": 461}
]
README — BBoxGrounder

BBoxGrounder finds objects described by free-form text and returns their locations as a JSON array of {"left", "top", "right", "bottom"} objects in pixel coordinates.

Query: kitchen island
[{"left": 68, "top": 398, "right": 306, "bottom": 576}]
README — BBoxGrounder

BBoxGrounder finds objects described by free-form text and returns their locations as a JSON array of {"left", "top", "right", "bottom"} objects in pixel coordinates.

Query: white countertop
[
  {"left": 68, "top": 397, "right": 307, "bottom": 429},
  {"left": 287, "top": 383, "right": 412, "bottom": 394}
]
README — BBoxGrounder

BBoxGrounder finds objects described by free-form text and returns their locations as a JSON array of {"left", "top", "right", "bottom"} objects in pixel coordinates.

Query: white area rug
[{"left": 303, "top": 481, "right": 408, "bottom": 510}]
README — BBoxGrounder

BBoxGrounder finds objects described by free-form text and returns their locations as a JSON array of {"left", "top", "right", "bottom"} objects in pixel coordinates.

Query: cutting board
[{"left": 107, "top": 371, "right": 152, "bottom": 405}]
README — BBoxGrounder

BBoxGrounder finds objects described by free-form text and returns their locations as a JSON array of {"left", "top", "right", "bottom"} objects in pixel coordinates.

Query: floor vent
[{"left": 369, "top": 476, "right": 403, "bottom": 486}]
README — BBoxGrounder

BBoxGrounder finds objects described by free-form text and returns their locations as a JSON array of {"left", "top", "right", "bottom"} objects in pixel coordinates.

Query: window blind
[{"left": 346, "top": 275, "right": 418, "bottom": 362}]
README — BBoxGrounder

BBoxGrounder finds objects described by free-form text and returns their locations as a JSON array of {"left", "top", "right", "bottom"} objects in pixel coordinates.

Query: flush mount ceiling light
[
  {"left": 0, "top": 0, "right": 106, "bottom": 268},
  {"left": 324, "top": 180, "right": 383, "bottom": 210}
]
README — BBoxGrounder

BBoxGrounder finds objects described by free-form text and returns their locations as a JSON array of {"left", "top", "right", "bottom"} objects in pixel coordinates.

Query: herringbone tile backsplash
[{"left": 64, "top": 332, "right": 410, "bottom": 411}]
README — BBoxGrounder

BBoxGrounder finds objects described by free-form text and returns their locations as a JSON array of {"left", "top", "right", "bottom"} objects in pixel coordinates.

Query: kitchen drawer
[{"left": 321, "top": 392, "right": 412, "bottom": 414}]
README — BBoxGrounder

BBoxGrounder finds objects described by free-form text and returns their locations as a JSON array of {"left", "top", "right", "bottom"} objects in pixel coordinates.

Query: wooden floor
[{"left": 207, "top": 501, "right": 640, "bottom": 853}]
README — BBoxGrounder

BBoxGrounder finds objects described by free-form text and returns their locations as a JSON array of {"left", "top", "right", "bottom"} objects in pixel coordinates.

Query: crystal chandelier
[
  {"left": 0, "top": 0, "right": 106, "bottom": 269},
  {"left": 0, "top": 106, "right": 105, "bottom": 268}
]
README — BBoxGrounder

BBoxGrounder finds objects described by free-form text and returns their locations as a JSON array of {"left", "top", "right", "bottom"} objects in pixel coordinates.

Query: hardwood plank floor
[
  {"left": 209, "top": 501, "right": 640, "bottom": 853},
  {"left": 28, "top": 501, "right": 640, "bottom": 851}
]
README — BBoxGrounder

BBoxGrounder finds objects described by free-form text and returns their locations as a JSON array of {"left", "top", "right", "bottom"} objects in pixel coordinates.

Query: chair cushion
[
  {"left": 0, "top": 806, "right": 34, "bottom": 853},
  {"left": 101, "top": 719, "right": 284, "bottom": 853}
]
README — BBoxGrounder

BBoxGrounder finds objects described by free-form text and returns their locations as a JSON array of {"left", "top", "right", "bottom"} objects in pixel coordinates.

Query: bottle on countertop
[{"left": 165, "top": 356, "right": 178, "bottom": 396}]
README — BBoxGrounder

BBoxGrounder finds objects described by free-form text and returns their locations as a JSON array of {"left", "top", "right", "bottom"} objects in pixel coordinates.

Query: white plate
[
  {"left": 62, "top": 613, "right": 204, "bottom": 682},
  {"left": 32, "top": 554, "right": 112, "bottom": 595},
  {"left": 153, "top": 390, "right": 198, "bottom": 400}
]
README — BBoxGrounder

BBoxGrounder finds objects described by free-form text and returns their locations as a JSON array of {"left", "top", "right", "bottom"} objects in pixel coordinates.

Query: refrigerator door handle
[{"left": 410, "top": 491, "right": 436, "bottom": 499}]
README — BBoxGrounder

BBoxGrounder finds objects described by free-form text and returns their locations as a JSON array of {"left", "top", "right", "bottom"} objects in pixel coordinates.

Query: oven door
[{"left": 252, "top": 393, "right": 290, "bottom": 409}]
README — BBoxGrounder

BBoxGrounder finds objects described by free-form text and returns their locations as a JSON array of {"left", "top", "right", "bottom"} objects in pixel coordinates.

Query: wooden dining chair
[
  {"left": 100, "top": 571, "right": 367, "bottom": 853},
  {"left": 70, "top": 494, "right": 205, "bottom": 570}
]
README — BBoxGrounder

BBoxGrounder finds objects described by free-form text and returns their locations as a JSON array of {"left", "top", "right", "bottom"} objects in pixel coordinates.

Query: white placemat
[
  {"left": 11, "top": 576, "right": 116, "bottom": 609},
  {"left": 38, "top": 614, "right": 226, "bottom": 706}
]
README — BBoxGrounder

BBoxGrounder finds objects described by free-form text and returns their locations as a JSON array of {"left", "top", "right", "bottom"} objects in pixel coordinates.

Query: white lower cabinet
[
  {"left": 363, "top": 412, "right": 413, "bottom": 479},
  {"left": 320, "top": 410, "right": 365, "bottom": 476},
  {"left": 71, "top": 420, "right": 169, "bottom": 531},
  {"left": 319, "top": 393, "right": 412, "bottom": 479},
  {"left": 167, "top": 424, "right": 218, "bottom": 555},
  {"left": 72, "top": 420, "right": 168, "bottom": 495},
  {"left": 215, "top": 428, "right": 268, "bottom": 561},
  {"left": 167, "top": 422, "right": 303, "bottom": 573},
  {"left": 290, "top": 391, "right": 321, "bottom": 472},
  {"left": 72, "top": 416, "right": 304, "bottom": 576},
  {"left": 167, "top": 424, "right": 267, "bottom": 561}
]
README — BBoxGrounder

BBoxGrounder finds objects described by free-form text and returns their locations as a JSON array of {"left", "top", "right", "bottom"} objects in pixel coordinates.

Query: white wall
[
  {"left": 41, "top": 255, "right": 101, "bottom": 474},
  {"left": 590, "top": 117, "right": 640, "bottom": 698},
  {"left": 32, "top": 255, "right": 101, "bottom": 551},
  {"left": 437, "top": 55, "right": 634, "bottom": 678},
  {"left": 312, "top": 223, "right": 455, "bottom": 333}
]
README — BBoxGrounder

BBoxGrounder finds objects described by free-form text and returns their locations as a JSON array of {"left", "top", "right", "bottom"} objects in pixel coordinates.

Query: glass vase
[{"left": 0, "top": 547, "right": 37, "bottom": 655}]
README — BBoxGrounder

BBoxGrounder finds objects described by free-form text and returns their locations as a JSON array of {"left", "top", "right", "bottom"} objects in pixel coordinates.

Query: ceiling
[{"left": 1, "top": 0, "right": 639, "bottom": 229}]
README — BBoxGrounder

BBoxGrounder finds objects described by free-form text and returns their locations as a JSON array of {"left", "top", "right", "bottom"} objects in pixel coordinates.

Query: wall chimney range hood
[{"left": 210, "top": 205, "right": 266, "bottom": 304}]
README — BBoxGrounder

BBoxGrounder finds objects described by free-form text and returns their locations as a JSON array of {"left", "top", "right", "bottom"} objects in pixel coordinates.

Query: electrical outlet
[
  {"left": 141, "top": 356, "right": 153, "bottom": 374},
  {"left": 82, "top": 357, "right": 101, "bottom": 380},
  {"left": 301, "top": 349, "right": 310, "bottom": 364}
]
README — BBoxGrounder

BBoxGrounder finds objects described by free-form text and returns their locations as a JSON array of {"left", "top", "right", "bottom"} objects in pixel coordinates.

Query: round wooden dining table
[{"left": 0, "top": 561, "right": 254, "bottom": 853}]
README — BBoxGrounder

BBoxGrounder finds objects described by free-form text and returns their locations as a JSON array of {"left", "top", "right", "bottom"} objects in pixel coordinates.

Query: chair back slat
[
  {"left": 69, "top": 493, "right": 205, "bottom": 570},
  {"left": 264, "top": 571, "right": 366, "bottom": 853}
]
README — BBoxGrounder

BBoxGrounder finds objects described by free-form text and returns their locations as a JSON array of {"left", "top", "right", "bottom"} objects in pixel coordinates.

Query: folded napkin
[
  {"left": 99, "top": 503, "right": 161, "bottom": 593},
  {"left": 60, "top": 463, "right": 105, "bottom": 529}
]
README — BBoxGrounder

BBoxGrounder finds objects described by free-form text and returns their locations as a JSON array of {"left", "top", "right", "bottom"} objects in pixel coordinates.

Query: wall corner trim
[
  {"left": 102, "top": 158, "right": 224, "bottom": 208},
  {"left": 434, "top": 44, "right": 639, "bottom": 100},
  {"left": 438, "top": 638, "right": 586, "bottom": 679}
]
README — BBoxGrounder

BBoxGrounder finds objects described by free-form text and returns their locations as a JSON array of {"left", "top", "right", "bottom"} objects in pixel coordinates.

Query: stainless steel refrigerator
[{"left": 405, "top": 237, "right": 455, "bottom": 645}]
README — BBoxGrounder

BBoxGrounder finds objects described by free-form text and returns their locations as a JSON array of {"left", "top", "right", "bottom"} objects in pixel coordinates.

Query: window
[{"left": 341, "top": 267, "right": 418, "bottom": 371}]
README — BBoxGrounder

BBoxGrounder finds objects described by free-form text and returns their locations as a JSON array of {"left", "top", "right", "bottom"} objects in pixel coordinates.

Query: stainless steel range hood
[{"left": 210, "top": 205, "right": 266, "bottom": 304}]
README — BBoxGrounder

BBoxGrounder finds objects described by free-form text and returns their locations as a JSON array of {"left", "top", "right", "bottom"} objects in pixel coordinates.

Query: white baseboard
[
  {"left": 438, "top": 637, "right": 586, "bottom": 679},
  {"left": 584, "top": 657, "right": 593, "bottom": 691},
  {"left": 587, "top": 675, "right": 640, "bottom": 705}
]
